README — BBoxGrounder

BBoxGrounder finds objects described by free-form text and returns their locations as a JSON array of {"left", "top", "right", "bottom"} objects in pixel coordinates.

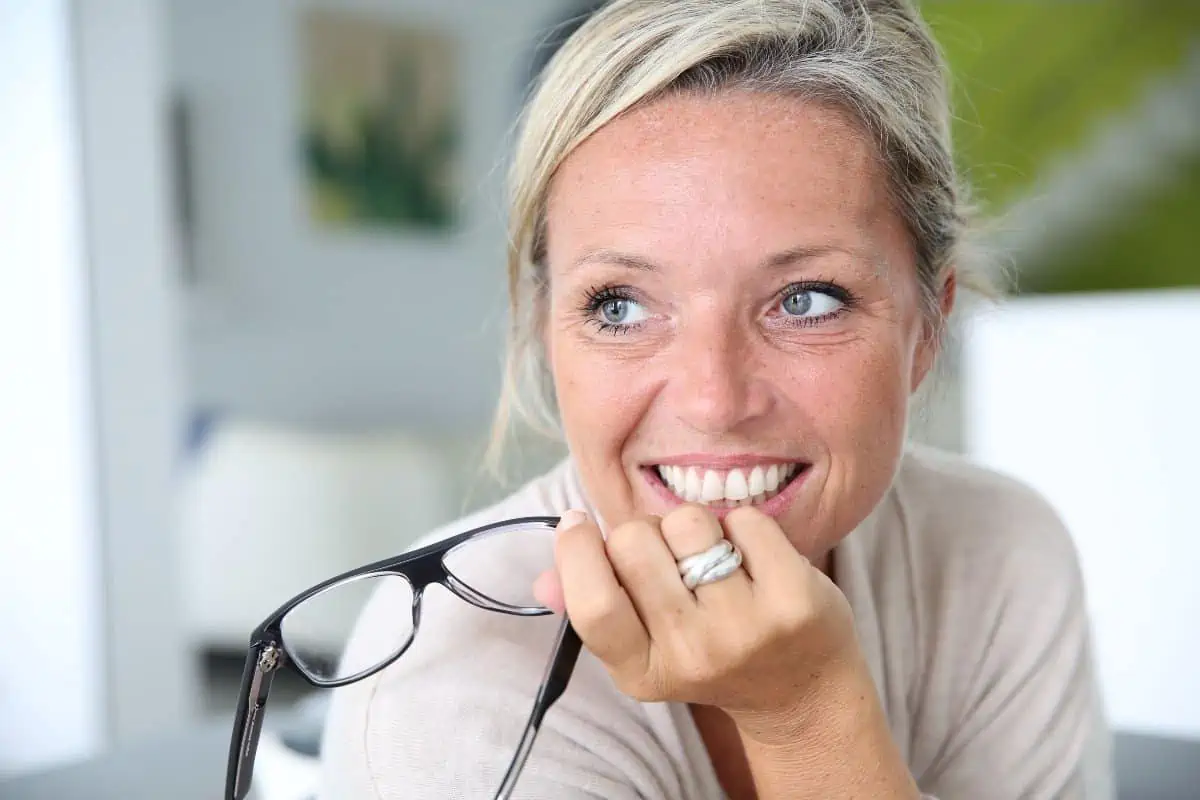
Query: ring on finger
[{"left": 677, "top": 540, "right": 743, "bottom": 590}]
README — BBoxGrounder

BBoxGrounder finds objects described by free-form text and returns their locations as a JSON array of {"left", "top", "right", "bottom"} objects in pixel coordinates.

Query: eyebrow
[{"left": 570, "top": 244, "right": 863, "bottom": 273}]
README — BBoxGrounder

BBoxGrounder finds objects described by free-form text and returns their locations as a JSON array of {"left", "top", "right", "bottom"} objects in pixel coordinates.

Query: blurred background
[{"left": 1, "top": 1, "right": 1197, "bottom": 798}]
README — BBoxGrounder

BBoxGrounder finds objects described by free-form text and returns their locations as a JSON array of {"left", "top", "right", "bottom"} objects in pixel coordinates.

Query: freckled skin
[{"left": 542, "top": 90, "right": 951, "bottom": 563}]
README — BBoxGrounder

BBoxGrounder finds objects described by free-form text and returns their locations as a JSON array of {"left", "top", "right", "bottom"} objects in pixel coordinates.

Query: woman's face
[{"left": 543, "top": 90, "right": 951, "bottom": 561}]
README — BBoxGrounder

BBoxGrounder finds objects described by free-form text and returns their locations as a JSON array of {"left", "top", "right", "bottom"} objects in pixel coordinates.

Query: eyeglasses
[{"left": 224, "top": 515, "right": 582, "bottom": 800}]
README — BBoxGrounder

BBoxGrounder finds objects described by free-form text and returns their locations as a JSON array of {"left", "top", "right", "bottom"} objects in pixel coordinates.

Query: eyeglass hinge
[{"left": 257, "top": 644, "right": 282, "bottom": 674}]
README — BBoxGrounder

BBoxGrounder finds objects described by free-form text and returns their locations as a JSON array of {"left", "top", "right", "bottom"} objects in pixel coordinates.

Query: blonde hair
[{"left": 488, "top": 0, "right": 989, "bottom": 472}]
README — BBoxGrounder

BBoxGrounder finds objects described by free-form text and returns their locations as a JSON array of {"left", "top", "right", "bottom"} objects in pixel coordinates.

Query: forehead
[{"left": 545, "top": 90, "right": 901, "bottom": 264}]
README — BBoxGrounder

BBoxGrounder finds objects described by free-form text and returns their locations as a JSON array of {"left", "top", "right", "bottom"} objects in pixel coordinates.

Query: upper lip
[{"left": 643, "top": 454, "right": 808, "bottom": 469}]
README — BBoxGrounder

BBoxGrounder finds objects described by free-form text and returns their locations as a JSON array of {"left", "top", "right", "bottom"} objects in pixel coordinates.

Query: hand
[{"left": 532, "top": 503, "right": 866, "bottom": 746}]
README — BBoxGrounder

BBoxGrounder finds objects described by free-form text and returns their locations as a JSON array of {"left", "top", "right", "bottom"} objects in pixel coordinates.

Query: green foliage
[
  {"left": 1019, "top": 152, "right": 1200, "bottom": 294},
  {"left": 921, "top": 1, "right": 1200, "bottom": 293},
  {"left": 303, "top": 49, "right": 458, "bottom": 231}
]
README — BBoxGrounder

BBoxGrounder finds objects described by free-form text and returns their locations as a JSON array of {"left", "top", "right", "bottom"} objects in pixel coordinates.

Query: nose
[{"left": 666, "top": 313, "right": 773, "bottom": 434}]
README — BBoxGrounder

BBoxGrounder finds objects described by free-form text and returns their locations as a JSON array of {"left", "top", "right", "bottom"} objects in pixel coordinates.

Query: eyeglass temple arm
[
  {"left": 494, "top": 617, "right": 584, "bottom": 800},
  {"left": 226, "top": 642, "right": 283, "bottom": 800}
]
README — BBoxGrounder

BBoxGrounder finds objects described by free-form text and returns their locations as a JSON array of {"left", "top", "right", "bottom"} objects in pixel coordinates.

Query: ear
[{"left": 910, "top": 267, "right": 957, "bottom": 391}]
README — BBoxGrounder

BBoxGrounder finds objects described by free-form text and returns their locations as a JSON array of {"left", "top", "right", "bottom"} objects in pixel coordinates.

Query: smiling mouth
[{"left": 648, "top": 462, "right": 807, "bottom": 509}]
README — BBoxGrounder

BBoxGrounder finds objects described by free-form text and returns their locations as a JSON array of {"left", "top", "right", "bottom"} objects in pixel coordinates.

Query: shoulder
[
  {"left": 847, "top": 444, "right": 1089, "bottom": 696},
  {"left": 879, "top": 445, "right": 1094, "bottom": 725},
  {"left": 882, "top": 452, "right": 1111, "bottom": 795},
  {"left": 889, "top": 443, "right": 1083, "bottom": 588},
  {"left": 415, "top": 458, "right": 586, "bottom": 546},
  {"left": 856, "top": 444, "right": 1092, "bottom": 722}
]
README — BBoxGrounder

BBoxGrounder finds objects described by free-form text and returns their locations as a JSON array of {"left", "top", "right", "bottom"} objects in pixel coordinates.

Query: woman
[{"left": 321, "top": 0, "right": 1113, "bottom": 797}]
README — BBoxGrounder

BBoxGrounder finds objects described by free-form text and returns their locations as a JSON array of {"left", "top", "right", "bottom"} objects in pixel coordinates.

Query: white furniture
[
  {"left": 180, "top": 418, "right": 457, "bottom": 654},
  {"left": 961, "top": 290, "right": 1200, "bottom": 740}
]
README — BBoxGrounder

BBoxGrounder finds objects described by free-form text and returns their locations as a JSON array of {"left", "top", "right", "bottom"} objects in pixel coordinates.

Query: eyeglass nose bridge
[{"left": 440, "top": 571, "right": 550, "bottom": 616}]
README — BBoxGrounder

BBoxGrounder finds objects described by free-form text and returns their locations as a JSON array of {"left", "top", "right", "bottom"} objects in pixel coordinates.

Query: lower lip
[{"left": 641, "top": 466, "right": 809, "bottom": 520}]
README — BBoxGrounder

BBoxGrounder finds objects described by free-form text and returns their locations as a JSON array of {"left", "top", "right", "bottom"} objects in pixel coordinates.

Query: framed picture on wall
[{"left": 300, "top": 9, "right": 461, "bottom": 233}]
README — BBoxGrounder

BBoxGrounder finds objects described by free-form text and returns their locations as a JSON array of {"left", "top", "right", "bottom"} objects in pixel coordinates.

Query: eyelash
[
  {"left": 773, "top": 280, "right": 857, "bottom": 328},
  {"left": 579, "top": 280, "right": 857, "bottom": 335},
  {"left": 581, "top": 285, "right": 640, "bottom": 335}
]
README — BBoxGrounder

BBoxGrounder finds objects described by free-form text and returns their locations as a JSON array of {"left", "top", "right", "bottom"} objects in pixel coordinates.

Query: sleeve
[
  {"left": 318, "top": 586, "right": 687, "bottom": 800},
  {"left": 914, "top": 491, "right": 1116, "bottom": 800}
]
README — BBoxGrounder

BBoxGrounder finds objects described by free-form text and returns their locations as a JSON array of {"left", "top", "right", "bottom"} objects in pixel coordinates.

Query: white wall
[
  {"left": 0, "top": 0, "right": 195, "bottom": 775},
  {"left": 73, "top": 0, "right": 198, "bottom": 746},
  {"left": 963, "top": 291, "right": 1200, "bottom": 740},
  {"left": 168, "top": 0, "right": 569, "bottom": 432},
  {"left": 0, "top": 0, "right": 105, "bottom": 774}
]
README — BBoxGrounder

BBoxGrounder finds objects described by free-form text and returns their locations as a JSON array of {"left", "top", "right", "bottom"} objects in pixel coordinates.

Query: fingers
[
  {"left": 554, "top": 511, "right": 650, "bottom": 672},
  {"left": 660, "top": 505, "right": 752, "bottom": 608},
  {"left": 532, "top": 568, "right": 565, "bottom": 614},
  {"left": 658, "top": 504, "right": 725, "bottom": 559},
  {"left": 720, "top": 505, "right": 808, "bottom": 591},
  {"left": 604, "top": 515, "right": 697, "bottom": 631},
  {"left": 552, "top": 506, "right": 803, "bottom": 675}
]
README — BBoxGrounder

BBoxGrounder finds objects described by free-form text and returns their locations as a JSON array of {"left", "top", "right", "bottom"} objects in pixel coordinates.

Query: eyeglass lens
[{"left": 278, "top": 522, "right": 557, "bottom": 684}]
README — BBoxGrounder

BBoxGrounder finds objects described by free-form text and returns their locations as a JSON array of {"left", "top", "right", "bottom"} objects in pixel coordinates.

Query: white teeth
[
  {"left": 765, "top": 464, "right": 781, "bottom": 492},
  {"left": 700, "top": 470, "right": 724, "bottom": 502},
  {"left": 724, "top": 469, "right": 749, "bottom": 500},
  {"left": 748, "top": 466, "right": 765, "bottom": 496},
  {"left": 656, "top": 462, "right": 801, "bottom": 506}
]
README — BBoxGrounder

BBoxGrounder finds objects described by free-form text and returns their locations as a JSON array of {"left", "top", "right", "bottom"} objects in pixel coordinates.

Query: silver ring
[{"left": 677, "top": 540, "right": 743, "bottom": 590}]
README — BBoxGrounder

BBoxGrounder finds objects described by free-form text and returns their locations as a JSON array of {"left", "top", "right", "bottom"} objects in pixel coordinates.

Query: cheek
[
  {"left": 549, "top": 331, "right": 644, "bottom": 458},
  {"left": 780, "top": 339, "right": 914, "bottom": 545},
  {"left": 787, "top": 336, "right": 914, "bottom": 450},
  {"left": 549, "top": 331, "right": 656, "bottom": 527}
]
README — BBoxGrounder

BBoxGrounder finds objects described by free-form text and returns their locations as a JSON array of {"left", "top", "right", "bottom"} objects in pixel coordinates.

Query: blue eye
[
  {"left": 585, "top": 287, "right": 649, "bottom": 331},
  {"left": 600, "top": 298, "right": 640, "bottom": 325},
  {"left": 781, "top": 288, "right": 844, "bottom": 318}
]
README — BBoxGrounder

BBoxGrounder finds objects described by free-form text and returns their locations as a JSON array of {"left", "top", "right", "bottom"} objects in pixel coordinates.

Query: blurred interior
[{"left": 1, "top": 1, "right": 1197, "bottom": 798}]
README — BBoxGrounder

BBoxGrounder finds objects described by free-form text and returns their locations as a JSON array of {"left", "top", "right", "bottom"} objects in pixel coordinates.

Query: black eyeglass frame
[{"left": 224, "top": 515, "right": 582, "bottom": 800}]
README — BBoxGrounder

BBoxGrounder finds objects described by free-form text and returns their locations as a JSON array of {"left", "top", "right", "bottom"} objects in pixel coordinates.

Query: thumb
[
  {"left": 531, "top": 509, "right": 589, "bottom": 615},
  {"left": 532, "top": 568, "right": 565, "bottom": 615}
]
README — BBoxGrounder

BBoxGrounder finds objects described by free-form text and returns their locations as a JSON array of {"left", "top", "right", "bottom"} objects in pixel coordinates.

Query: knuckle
[
  {"left": 615, "top": 549, "right": 660, "bottom": 582},
  {"left": 605, "top": 517, "right": 657, "bottom": 553},
  {"left": 661, "top": 505, "right": 722, "bottom": 556},
  {"left": 604, "top": 521, "right": 661, "bottom": 572},
  {"left": 572, "top": 588, "right": 625, "bottom": 630},
  {"left": 722, "top": 504, "right": 763, "bottom": 532},
  {"left": 663, "top": 503, "right": 714, "bottom": 531},
  {"left": 725, "top": 507, "right": 779, "bottom": 549},
  {"left": 555, "top": 519, "right": 596, "bottom": 555}
]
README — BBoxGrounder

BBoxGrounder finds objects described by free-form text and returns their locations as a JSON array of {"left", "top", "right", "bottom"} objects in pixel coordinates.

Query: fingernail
[{"left": 557, "top": 509, "right": 588, "bottom": 531}]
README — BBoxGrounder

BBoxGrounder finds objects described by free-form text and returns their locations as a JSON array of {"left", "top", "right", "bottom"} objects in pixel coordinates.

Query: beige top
[{"left": 319, "top": 445, "right": 1114, "bottom": 799}]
